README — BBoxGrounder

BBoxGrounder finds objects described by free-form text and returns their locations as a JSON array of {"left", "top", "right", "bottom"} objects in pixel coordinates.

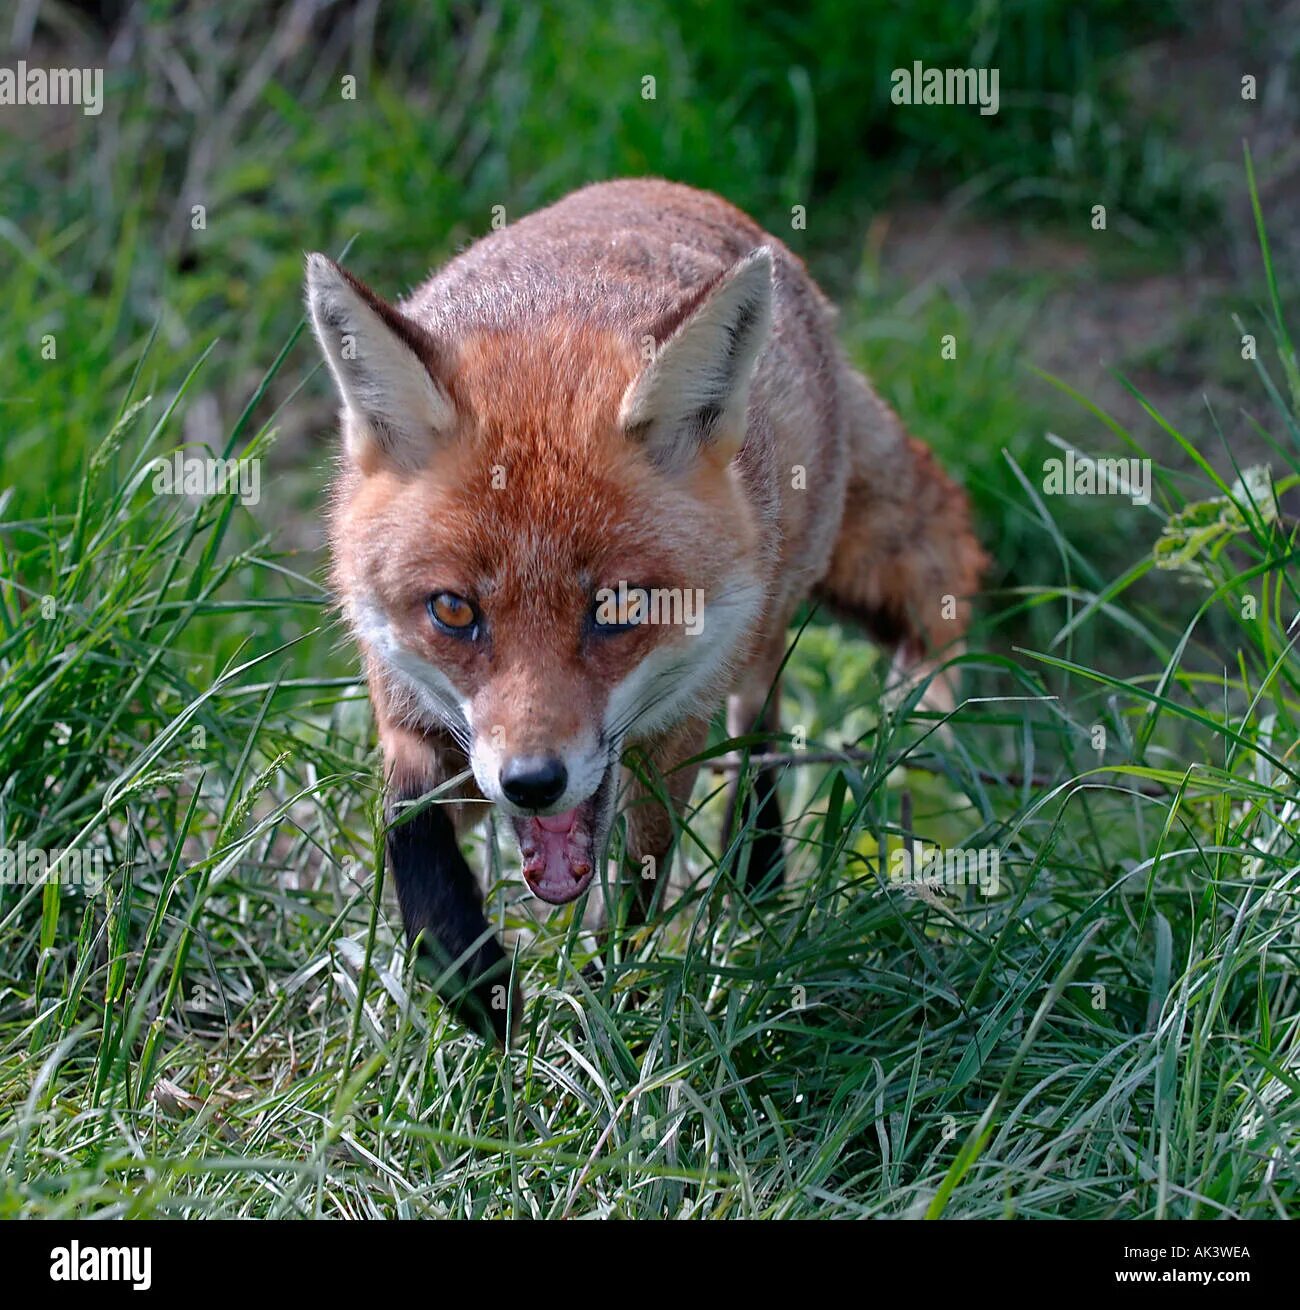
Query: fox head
[{"left": 306, "top": 247, "right": 773, "bottom": 903}]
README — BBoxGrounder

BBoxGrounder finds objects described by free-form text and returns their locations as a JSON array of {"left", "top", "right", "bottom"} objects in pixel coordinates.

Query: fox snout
[
  {"left": 468, "top": 727, "right": 609, "bottom": 818},
  {"left": 498, "top": 755, "right": 568, "bottom": 811},
  {"left": 467, "top": 730, "right": 617, "bottom": 906}
]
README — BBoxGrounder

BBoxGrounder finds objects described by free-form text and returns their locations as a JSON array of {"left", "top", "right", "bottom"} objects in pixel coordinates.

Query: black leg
[
  {"left": 385, "top": 786, "right": 519, "bottom": 1043},
  {"left": 746, "top": 766, "right": 786, "bottom": 889},
  {"left": 721, "top": 765, "right": 786, "bottom": 891}
]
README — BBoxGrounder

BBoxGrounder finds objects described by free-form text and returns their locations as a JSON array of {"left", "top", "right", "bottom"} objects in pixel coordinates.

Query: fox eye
[
  {"left": 428, "top": 591, "right": 478, "bottom": 636},
  {"left": 589, "top": 586, "right": 647, "bottom": 635}
]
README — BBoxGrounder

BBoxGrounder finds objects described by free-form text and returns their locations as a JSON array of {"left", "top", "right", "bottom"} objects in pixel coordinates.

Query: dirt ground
[{"left": 877, "top": 1, "right": 1300, "bottom": 464}]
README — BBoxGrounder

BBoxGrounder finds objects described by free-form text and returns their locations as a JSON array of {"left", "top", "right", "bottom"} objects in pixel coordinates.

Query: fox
[{"left": 305, "top": 178, "right": 986, "bottom": 1042}]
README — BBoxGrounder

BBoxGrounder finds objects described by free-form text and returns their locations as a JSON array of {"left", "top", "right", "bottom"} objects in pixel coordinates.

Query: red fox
[{"left": 306, "top": 179, "right": 985, "bottom": 1040}]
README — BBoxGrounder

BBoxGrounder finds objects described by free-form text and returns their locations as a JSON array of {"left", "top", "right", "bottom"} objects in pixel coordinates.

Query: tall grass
[
  {"left": 2, "top": 0, "right": 1211, "bottom": 517},
  {"left": 0, "top": 161, "right": 1296, "bottom": 1217}
]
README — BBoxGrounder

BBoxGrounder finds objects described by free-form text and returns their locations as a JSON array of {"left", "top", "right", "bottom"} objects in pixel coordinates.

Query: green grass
[
  {"left": 1, "top": 0, "right": 1211, "bottom": 511},
  {"left": 1, "top": 0, "right": 1295, "bottom": 1220},
  {"left": 2, "top": 174, "right": 1298, "bottom": 1216}
]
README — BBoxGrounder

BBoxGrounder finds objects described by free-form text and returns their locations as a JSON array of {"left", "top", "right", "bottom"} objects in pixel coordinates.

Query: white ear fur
[
  {"left": 305, "top": 253, "right": 454, "bottom": 469},
  {"left": 619, "top": 247, "right": 773, "bottom": 471}
]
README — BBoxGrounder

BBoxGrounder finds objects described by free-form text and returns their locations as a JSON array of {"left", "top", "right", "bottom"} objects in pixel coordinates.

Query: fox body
[{"left": 306, "top": 179, "right": 985, "bottom": 1039}]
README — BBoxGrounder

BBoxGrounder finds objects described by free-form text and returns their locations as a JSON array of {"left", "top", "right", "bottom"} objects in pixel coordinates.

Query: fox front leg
[
  {"left": 614, "top": 715, "right": 713, "bottom": 926},
  {"left": 383, "top": 726, "right": 521, "bottom": 1044},
  {"left": 720, "top": 625, "right": 790, "bottom": 890}
]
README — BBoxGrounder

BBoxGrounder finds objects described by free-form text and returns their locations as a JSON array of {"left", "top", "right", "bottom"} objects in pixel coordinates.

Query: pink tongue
[{"left": 537, "top": 808, "right": 578, "bottom": 834}]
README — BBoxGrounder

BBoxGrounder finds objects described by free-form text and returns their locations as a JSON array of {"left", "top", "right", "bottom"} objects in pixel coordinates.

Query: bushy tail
[{"left": 813, "top": 364, "right": 987, "bottom": 709}]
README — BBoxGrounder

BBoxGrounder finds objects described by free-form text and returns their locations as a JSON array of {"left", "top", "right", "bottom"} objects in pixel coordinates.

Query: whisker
[{"left": 607, "top": 655, "right": 696, "bottom": 741}]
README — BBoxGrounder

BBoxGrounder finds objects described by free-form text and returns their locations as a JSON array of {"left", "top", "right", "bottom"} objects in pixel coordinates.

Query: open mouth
[{"left": 510, "top": 762, "right": 615, "bottom": 905}]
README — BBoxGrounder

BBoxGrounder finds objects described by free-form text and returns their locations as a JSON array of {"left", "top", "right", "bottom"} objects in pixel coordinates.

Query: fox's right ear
[
  {"left": 620, "top": 247, "right": 773, "bottom": 472},
  {"left": 305, "top": 253, "right": 455, "bottom": 470}
]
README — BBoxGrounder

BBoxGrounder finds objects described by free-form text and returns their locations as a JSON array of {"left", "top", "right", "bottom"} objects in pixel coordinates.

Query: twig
[
  {"left": 706, "top": 749, "right": 1170, "bottom": 796},
  {"left": 709, "top": 749, "right": 878, "bottom": 769}
]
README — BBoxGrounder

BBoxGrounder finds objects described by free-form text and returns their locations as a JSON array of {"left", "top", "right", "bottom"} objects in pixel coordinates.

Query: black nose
[{"left": 500, "top": 755, "right": 568, "bottom": 810}]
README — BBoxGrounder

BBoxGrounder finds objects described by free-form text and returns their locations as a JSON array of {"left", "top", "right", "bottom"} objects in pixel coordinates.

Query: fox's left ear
[
  {"left": 620, "top": 247, "right": 773, "bottom": 471},
  {"left": 305, "top": 253, "right": 455, "bottom": 470}
]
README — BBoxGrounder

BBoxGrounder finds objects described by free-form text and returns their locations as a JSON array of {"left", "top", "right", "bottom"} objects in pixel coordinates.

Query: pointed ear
[
  {"left": 305, "top": 253, "right": 455, "bottom": 470},
  {"left": 620, "top": 247, "right": 773, "bottom": 471}
]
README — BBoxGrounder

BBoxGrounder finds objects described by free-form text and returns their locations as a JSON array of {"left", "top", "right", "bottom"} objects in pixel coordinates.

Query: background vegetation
[{"left": 0, "top": 0, "right": 1297, "bottom": 1217}]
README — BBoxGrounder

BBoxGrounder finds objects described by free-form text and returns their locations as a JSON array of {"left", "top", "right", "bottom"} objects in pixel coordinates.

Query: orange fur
[{"left": 306, "top": 178, "right": 985, "bottom": 1033}]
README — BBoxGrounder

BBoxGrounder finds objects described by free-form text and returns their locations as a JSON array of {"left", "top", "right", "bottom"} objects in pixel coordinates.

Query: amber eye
[
  {"left": 428, "top": 591, "right": 478, "bottom": 635},
  {"left": 589, "top": 585, "right": 648, "bottom": 635}
]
